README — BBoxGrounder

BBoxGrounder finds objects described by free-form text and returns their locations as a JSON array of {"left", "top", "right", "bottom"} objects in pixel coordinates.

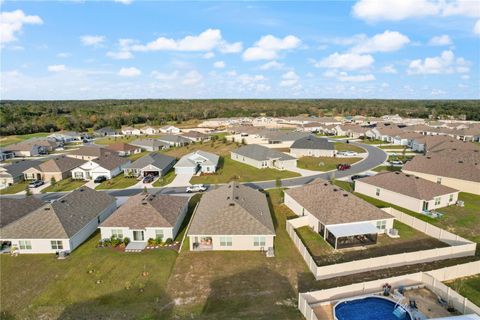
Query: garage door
[{"left": 175, "top": 166, "right": 196, "bottom": 174}]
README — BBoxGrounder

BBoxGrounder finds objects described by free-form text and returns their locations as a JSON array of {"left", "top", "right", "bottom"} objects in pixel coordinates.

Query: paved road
[{"left": 4, "top": 141, "right": 387, "bottom": 202}]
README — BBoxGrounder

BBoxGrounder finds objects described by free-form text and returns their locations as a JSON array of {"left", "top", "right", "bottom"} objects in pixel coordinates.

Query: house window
[
  {"left": 376, "top": 220, "right": 386, "bottom": 230},
  {"left": 437, "top": 177, "right": 442, "bottom": 184},
  {"left": 434, "top": 197, "right": 441, "bottom": 206},
  {"left": 253, "top": 236, "right": 266, "bottom": 247},
  {"left": 19, "top": 240, "right": 32, "bottom": 250},
  {"left": 219, "top": 236, "right": 232, "bottom": 246},
  {"left": 155, "top": 229, "right": 164, "bottom": 241},
  {"left": 50, "top": 240, "right": 63, "bottom": 250},
  {"left": 375, "top": 188, "right": 381, "bottom": 196},
  {"left": 74, "top": 172, "right": 83, "bottom": 179},
  {"left": 111, "top": 229, "right": 123, "bottom": 239},
  {"left": 449, "top": 194, "right": 454, "bottom": 202}
]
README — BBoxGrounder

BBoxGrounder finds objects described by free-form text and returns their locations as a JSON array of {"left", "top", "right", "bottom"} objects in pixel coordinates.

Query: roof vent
[
  {"left": 415, "top": 177, "right": 419, "bottom": 179},
  {"left": 395, "top": 172, "right": 400, "bottom": 174},
  {"left": 229, "top": 203, "right": 235, "bottom": 206},
  {"left": 60, "top": 200, "right": 66, "bottom": 203},
  {"left": 426, "top": 156, "right": 431, "bottom": 159},
  {"left": 458, "top": 160, "right": 463, "bottom": 164},
  {"left": 142, "top": 201, "right": 147, "bottom": 205},
  {"left": 405, "top": 174, "right": 410, "bottom": 177},
  {"left": 235, "top": 196, "right": 239, "bottom": 200},
  {"left": 44, "top": 207, "right": 50, "bottom": 211},
  {"left": 343, "top": 194, "right": 348, "bottom": 197},
  {"left": 333, "top": 188, "right": 338, "bottom": 192}
]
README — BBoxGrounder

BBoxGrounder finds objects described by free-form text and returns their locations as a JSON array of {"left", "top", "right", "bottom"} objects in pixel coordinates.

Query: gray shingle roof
[
  {"left": 232, "top": 144, "right": 295, "bottom": 161},
  {"left": 290, "top": 136, "right": 334, "bottom": 150},
  {"left": 285, "top": 179, "right": 392, "bottom": 225},
  {"left": 157, "top": 135, "right": 191, "bottom": 144},
  {"left": 0, "top": 196, "right": 45, "bottom": 228},
  {"left": 188, "top": 181, "right": 275, "bottom": 235},
  {"left": 0, "top": 159, "right": 43, "bottom": 178},
  {"left": 68, "top": 145, "right": 115, "bottom": 158},
  {"left": 0, "top": 187, "right": 116, "bottom": 239},
  {"left": 124, "top": 153, "right": 176, "bottom": 170},
  {"left": 174, "top": 151, "right": 219, "bottom": 168},
  {"left": 130, "top": 139, "right": 170, "bottom": 149},
  {"left": 93, "top": 154, "right": 130, "bottom": 170},
  {"left": 100, "top": 193, "right": 189, "bottom": 229}
]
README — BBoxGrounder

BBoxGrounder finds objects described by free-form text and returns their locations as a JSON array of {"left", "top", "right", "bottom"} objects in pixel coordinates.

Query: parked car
[
  {"left": 94, "top": 176, "right": 107, "bottom": 183},
  {"left": 143, "top": 175, "right": 155, "bottom": 184},
  {"left": 336, "top": 164, "right": 351, "bottom": 171},
  {"left": 344, "top": 151, "right": 358, "bottom": 156},
  {"left": 389, "top": 160, "right": 403, "bottom": 166},
  {"left": 186, "top": 184, "right": 207, "bottom": 193},
  {"left": 351, "top": 174, "right": 370, "bottom": 181},
  {"left": 28, "top": 180, "right": 44, "bottom": 188}
]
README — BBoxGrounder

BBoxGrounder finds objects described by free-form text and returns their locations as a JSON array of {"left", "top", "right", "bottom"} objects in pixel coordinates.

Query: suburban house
[
  {"left": 159, "top": 125, "right": 180, "bottom": 134},
  {"left": 402, "top": 153, "right": 480, "bottom": 195},
  {"left": 354, "top": 172, "right": 459, "bottom": 213},
  {"left": 4, "top": 141, "right": 47, "bottom": 157},
  {"left": 0, "top": 148, "right": 15, "bottom": 161},
  {"left": 121, "top": 127, "right": 142, "bottom": 136},
  {"left": 140, "top": 126, "right": 158, "bottom": 135},
  {"left": 105, "top": 142, "right": 142, "bottom": 157},
  {"left": 284, "top": 179, "right": 394, "bottom": 249},
  {"left": 71, "top": 154, "right": 131, "bottom": 181},
  {"left": 99, "top": 193, "right": 189, "bottom": 246},
  {"left": 180, "top": 130, "right": 210, "bottom": 142},
  {"left": 157, "top": 135, "right": 191, "bottom": 147},
  {"left": 123, "top": 153, "right": 176, "bottom": 178},
  {"left": 231, "top": 144, "right": 297, "bottom": 170},
  {"left": 298, "top": 122, "right": 323, "bottom": 133},
  {"left": 23, "top": 138, "right": 62, "bottom": 152},
  {"left": 187, "top": 181, "right": 275, "bottom": 251},
  {"left": 0, "top": 197, "right": 45, "bottom": 229},
  {"left": 67, "top": 145, "right": 116, "bottom": 161},
  {"left": 0, "top": 159, "right": 43, "bottom": 188},
  {"left": 290, "top": 136, "right": 335, "bottom": 158},
  {"left": 94, "top": 127, "right": 118, "bottom": 137},
  {"left": 130, "top": 138, "right": 170, "bottom": 151},
  {"left": 48, "top": 131, "right": 86, "bottom": 143},
  {"left": 174, "top": 150, "right": 219, "bottom": 174},
  {"left": 366, "top": 125, "right": 406, "bottom": 143},
  {"left": 23, "top": 156, "right": 86, "bottom": 182},
  {"left": 261, "top": 130, "right": 311, "bottom": 147},
  {"left": 410, "top": 135, "right": 480, "bottom": 154},
  {"left": 0, "top": 187, "right": 117, "bottom": 254}
]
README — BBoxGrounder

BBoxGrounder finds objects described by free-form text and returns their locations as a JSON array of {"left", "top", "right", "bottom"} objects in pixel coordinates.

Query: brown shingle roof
[
  {"left": 93, "top": 154, "right": 130, "bottom": 170},
  {"left": 285, "top": 179, "right": 392, "bottom": 225},
  {"left": 0, "top": 196, "right": 45, "bottom": 228},
  {"left": 100, "top": 193, "right": 189, "bottom": 229},
  {"left": 105, "top": 142, "right": 139, "bottom": 152},
  {"left": 37, "top": 156, "right": 87, "bottom": 173},
  {"left": 68, "top": 145, "right": 116, "bottom": 158},
  {"left": 358, "top": 172, "right": 458, "bottom": 200}
]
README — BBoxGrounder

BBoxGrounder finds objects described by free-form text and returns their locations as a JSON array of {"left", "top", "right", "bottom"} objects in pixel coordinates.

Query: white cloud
[
  {"left": 280, "top": 71, "right": 300, "bottom": 87},
  {"left": 80, "top": 35, "right": 105, "bottom": 47},
  {"left": 213, "top": 61, "right": 226, "bottom": 69},
  {"left": 353, "top": 0, "right": 480, "bottom": 22},
  {"left": 57, "top": 52, "right": 71, "bottom": 58},
  {"left": 0, "top": 10, "right": 43, "bottom": 44},
  {"left": 324, "top": 70, "right": 375, "bottom": 82},
  {"left": 106, "top": 51, "right": 133, "bottom": 60},
  {"left": 351, "top": 30, "right": 410, "bottom": 53},
  {"left": 381, "top": 65, "right": 398, "bottom": 74},
  {"left": 314, "top": 52, "right": 374, "bottom": 70},
  {"left": 114, "top": 0, "right": 133, "bottom": 4},
  {"left": 118, "top": 67, "right": 141, "bottom": 77},
  {"left": 127, "top": 29, "right": 241, "bottom": 53},
  {"left": 182, "top": 70, "right": 203, "bottom": 85},
  {"left": 260, "top": 60, "right": 284, "bottom": 70},
  {"left": 428, "top": 34, "right": 453, "bottom": 46},
  {"left": 48, "top": 64, "right": 66, "bottom": 72},
  {"left": 407, "top": 50, "right": 470, "bottom": 75},
  {"left": 152, "top": 70, "right": 203, "bottom": 86},
  {"left": 203, "top": 52, "right": 215, "bottom": 59},
  {"left": 152, "top": 70, "right": 179, "bottom": 81},
  {"left": 474, "top": 20, "right": 480, "bottom": 35},
  {"left": 243, "top": 34, "right": 301, "bottom": 61}
]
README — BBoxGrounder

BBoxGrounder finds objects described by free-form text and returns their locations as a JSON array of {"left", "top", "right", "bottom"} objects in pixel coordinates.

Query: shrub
[
  {"left": 155, "top": 237, "right": 163, "bottom": 245},
  {"left": 50, "top": 177, "right": 57, "bottom": 186},
  {"left": 147, "top": 238, "right": 155, "bottom": 246},
  {"left": 165, "top": 238, "right": 174, "bottom": 245},
  {"left": 123, "top": 237, "right": 130, "bottom": 245},
  {"left": 110, "top": 235, "right": 122, "bottom": 247}
]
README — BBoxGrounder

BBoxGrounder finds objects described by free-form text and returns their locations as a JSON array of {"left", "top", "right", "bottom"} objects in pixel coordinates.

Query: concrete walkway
[{"left": 167, "top": 173, "right": 193, "bottom": 187}]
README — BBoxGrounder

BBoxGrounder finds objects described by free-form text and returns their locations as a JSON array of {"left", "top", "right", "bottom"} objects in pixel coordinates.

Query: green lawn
[
  {"left": 0, "top": 180, "right": 28, "bottom": 195},
  {"left": 162, "top": 139, "right": 238, "bottom": 157},
  {"left": 359, "top": 139, "right": 385, "bottom": 145},
  {"left": 0, "top": 132, "right": 51, "bottom": 147},
  {"left": 152, "top": 169, "right": 176, "bottom": 187},
  {"left": 378, "top": 145, "right": 408, "bottom": 150},
  {"left": 95, "top": 135, "right": 162, "bottom": 145},
  {"left": 334, "top": 142, "right": 365, "bottom": 153},
  {"left": 297, "top": 156, "right": 362, "bottom": 172},
  {"left": 444, "top": 275, "right": 480, "bottom": 307},
  {"left": 332, "top": 180, "right": 354, "bottom": 192},
  {"left": 41, "top": 178, "right": 86, "bottom": 193},
  {"left": 372, "top": 165, "right": 402, "bottom": 172},
  {"left": 388, "top": 155, "right": 414, "bottom": 162},
  {"left": 190, "top": 156, "right": 300, "bottom": 185},
  {"left": 95, "top": 174, "right": 138, "bottom": 190}
]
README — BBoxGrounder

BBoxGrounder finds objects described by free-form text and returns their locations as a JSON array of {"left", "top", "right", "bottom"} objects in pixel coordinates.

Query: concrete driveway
[{"left": 167, "top": 173, "right": 194, "bottom": 187}]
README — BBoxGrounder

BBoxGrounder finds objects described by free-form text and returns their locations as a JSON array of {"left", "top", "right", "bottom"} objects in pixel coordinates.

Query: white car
[
  {"left": 389, "top": 160, "right": 403, "bottom": 166},
  {"left": 186, "top": 184, "right": 207, "bottom": 193},
  {"left": 338, "top": 151, "right": 358, "bottom": 156}
]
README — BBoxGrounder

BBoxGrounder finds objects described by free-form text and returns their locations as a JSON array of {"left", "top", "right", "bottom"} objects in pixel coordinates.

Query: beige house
[
  {"left": 23, "top": 156, "right": 86, "bottom": 182},
  {"left": 231, "top": 144, "right": 297, "bottom": 170},
  {"left": 402, "top": 153, "right": 480, "bottom": 195},
  {"left": 354, "top": 172, "right": 459, "bottom": 213},
  {"left": 284, "top": 179, "right": 394, "bottom": 249},
  {"left": 105, "top": 142, "right": 142, "bottom": 157},
  {"left": 187, "top": 181, "right": 275, "bottom": 251},
  {"left": 290, "top": 136, "right": 335, "bottom": 158},
  {"left": 66, "top": 145, "right": 116, "bottom": 161}
]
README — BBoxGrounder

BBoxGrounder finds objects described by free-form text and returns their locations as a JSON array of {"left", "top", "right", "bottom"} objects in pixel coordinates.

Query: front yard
[
  {"left": 190, "top": 156, "right": 300, "bottom": 185},
  {"left": 334, "top": 142, "right": 365, "bottom": 153},
  {"left": 162, "top": 139, "right": 238, "bottom": 157},
  {"left": 0, "top": 180, "right": 27, "bottom": 195},
  {"left": 41, "top": 178, "right": 86, "bottom": 193},
  {"left": 372, "top": 165, "right": 402, "bottom": 172},
  {"left": 297, "top": 156, "right": 362, "bottom": 172},
  {"left": 152, "top": 169, "right": 176, "bottom": 187},
  {"left": 95, "top": 174, "right": 138, "bottom": 190},
  {"left": 94, "top": 135, "right": 163, "bottom": 145},
  {"left": 295, "top": 220, "right": 448, "bottom": 266}
]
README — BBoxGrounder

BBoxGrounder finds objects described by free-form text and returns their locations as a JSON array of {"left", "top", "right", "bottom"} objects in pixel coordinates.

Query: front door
[
  {"left": 422, "top": 201, "right": 429, "bottom": 212},
  {"left": 133, "top": 230, "right": 145, "bottom": 241}
]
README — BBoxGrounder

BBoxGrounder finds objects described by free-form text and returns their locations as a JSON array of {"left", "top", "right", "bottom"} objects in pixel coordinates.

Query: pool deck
[{"left": 313, "top": 303, "right": 334, "bottom": 320}]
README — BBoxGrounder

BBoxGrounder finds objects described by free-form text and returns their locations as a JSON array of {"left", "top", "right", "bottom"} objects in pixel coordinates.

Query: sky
[{"left": 1, "top": 0, "right": 479, "bottom": 100}]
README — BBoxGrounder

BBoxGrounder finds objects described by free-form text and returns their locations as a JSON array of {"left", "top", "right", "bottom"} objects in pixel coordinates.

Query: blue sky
[{"left": 1, "top": 0, "right": 479, "bottom": 99}]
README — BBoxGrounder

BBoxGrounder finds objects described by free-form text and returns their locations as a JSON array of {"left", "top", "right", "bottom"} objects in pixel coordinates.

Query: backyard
[
  {"left": 162, "top": 139, "right": 238, "bottom": 158},
  {"left": 0, "top": 132, "right": 51, "bottom": 147},
  {"left": 372, "top": 165, "right": 402, "bottom": 172},
  {"left": 297, "top": 156, "right": 362, "bottom": 172},
  {"left": 295, "top": 220, "right": 449, "bottom": 266},
  {"left": 95, "top": 174, "right": 138, "bottom": 190},
  {"left": 444, "top": 274, "right": 480, "bottom": 307},
  {"left": 94, "top": 134, "right": 163, "bottom": 145},
  {"left": 41, "top": 178, "right": 86, "bottom": 193}
]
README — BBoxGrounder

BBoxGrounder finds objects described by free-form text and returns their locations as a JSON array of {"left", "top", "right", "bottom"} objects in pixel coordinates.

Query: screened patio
[{"left": 325, "top": 222, "right": 379, "bottom": 249}]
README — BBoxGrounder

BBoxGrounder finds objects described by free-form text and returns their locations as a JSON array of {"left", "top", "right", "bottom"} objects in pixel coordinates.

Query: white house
[
  {"left": 290, "top": 136, "right": 335, "bottom": 158},
  {"left": 123, "top": 153, "right": 176, "bottom": 178},
  {"left": 174, "top": 151, "right": 219, "bottom": 174},
  {"left": 99, "top": 193, "right": 189, "bottom": 245},
  {"left": 160, "top": 125, "right": 180, "bottom": 134},
  {"left": 141, "top": 126, "right": 158, "bottom": 135},
  {"left": 354, "top": 172, "right": 459, "bottom": 213},
  {"left": 0, "top": 187, "right": 117, "bottom": 254},
  {"left": 231, "top": 144, "right": 297, "bottom": 170},
  {"left": 71, "top": 154, "right": 130, "bottom": 180},
  {"left": 121, "top": 127, "right": 142, "bottom": 135},
  {"left": 187, "top": 181, "right": 275, "bottom": 251}
]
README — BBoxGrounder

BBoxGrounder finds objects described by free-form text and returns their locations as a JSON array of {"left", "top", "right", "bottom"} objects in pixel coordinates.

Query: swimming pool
[{"left": 334, "top": 296, "right": 412, "bottom": 320}]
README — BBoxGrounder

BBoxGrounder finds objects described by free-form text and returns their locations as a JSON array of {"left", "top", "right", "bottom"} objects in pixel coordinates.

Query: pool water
[{"left": 334, "top": 296, "right": 412, "bottom": 320}]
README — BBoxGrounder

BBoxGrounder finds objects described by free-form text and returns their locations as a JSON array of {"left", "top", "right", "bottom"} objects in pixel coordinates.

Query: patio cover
[{"left": 327, "top": 222, "right": 378, "bottom": 238}]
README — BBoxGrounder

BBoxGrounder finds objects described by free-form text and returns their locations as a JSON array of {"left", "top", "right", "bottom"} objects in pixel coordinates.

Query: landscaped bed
[
  {"left": 295, "top": 220, "right": 449, "bottom": 267},
  {"left": 95, "top": 174, "right": 138, "bottom": 190},
  {"left": 41, "top": 178, "right": 87, "bottom": 193},
  {"left": 297, "top": 156, "right": 362, "bottom": 172}
]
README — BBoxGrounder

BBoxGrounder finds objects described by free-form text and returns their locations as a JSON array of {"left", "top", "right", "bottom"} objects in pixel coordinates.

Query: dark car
[
  {"left": 28, "top": 180, "right": 44, "bottom": 188},
  {"left": 351, "top": 174, "right": 370, "bottom": 181},
  {"left": 143, "top": 175, "right": 155, "bottom": 184},
  {"left": 94, "top": 176, "right": 107, "bottom": 183},
  {"left": 336, "top": 163, "right": 351, "bottom": 171}
]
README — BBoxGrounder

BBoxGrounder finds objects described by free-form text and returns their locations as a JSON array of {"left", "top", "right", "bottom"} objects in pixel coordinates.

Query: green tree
[{"left": 25, "top": 184, "right": 32, "bottom": 196}]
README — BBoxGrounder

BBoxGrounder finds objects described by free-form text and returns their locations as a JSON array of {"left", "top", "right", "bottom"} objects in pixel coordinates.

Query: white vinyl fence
[
  {"left": 286, "top": 208, "right": 476, "bottom": 280},
  {"left": 298, "top": 261, "right": 480, "bottom": 320}
]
